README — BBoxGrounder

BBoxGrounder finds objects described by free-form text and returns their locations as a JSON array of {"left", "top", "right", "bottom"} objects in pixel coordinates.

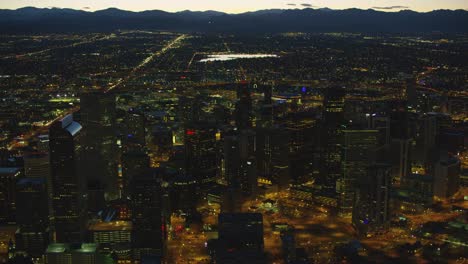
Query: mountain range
[{"left": 0, "top": 7, "right": 467, "bottom": 33}]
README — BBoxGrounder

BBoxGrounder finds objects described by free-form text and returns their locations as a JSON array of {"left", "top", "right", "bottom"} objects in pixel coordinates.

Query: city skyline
[
  {"left": 1, "top": 0, "right": 467, "bottom": 13},
  {"left": 0, "top": 1, "right": 466, "bottom": 263}
]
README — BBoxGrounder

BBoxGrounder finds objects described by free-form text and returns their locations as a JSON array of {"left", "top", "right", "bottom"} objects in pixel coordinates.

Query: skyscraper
[
  {"left": 0, "top": 167, "right": 20, "bottom": 224},
  {"left": 338, "top": 129, "right": 379, "bottom": 216},
  {"left": 184, "top": 122, "right": 219, "bottom": 185},
  {"left": 434, "top": 155, "right": 461, "bottom": 199},
  {"left": 130, "top": 169, "right": 163, "bottom": 262},
  {"left": 319, "top": 86, "right": 345, "bottom": 196},
  {"left": 210, "top": 213, "right": 266, "bottom": 263},
  {"left": 80, "top": 90, "right": 118, "bottom": 203},
  {"left": 24, "top": 152, "right": 50, "bottom": 179},
  {"left": 235, "top": 82, "right": 254, "bottom": 130},
  {"left": 15, "top": 177, "right": 49, "bottom": 259},
  {"left": 352, "top": 164, "right": 391, "bottom": 234},
  {"left": 224, "top": 130, "right": 257, "bottom": 196},
  {"left": 390, "top": 111, "right": 412, "bottom": 186},
  {"left": 49, "top": 114, "right": 86, "bottom": 243}
]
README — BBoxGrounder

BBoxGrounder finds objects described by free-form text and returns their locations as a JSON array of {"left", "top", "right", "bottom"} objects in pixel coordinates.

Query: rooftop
[{"left": 88, "top": 220, "right": 133, "bottom": 231}]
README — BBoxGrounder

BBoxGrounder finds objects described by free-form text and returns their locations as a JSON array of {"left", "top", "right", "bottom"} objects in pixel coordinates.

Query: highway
[
  {"left": 106, "top": 34, "right": 188, "bottom": 92},
  {"left": 2, "top": 33, "right": 117, "bottom": 60}
]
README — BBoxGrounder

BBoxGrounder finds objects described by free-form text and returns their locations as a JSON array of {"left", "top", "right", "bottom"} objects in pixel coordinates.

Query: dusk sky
[{"left": 1, "top": 0, "right": 467, "bottom": 13}]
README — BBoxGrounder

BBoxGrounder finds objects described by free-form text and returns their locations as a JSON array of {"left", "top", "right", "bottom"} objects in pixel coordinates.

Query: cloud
[
  {"left": 82, "top": 6, "right": 91, "bottom": 10},
  {"left": 287, "top": 3, "right": 297, "bottom": 6},
  {"left": 372, "top": 6, "right": 409, "bottom": 10},
  {"left": 301, "top": 3, "right": 313, "bottom": 7}
]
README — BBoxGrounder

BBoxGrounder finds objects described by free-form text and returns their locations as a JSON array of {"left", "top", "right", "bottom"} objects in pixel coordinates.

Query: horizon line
[{"left": 2, "top": 6, "right": 467, "bottom": 15}]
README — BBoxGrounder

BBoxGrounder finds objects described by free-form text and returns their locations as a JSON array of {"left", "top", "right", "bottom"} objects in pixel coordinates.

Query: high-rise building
[
  {"left": 281, "top": 112, "right": 316, "bottom": 185},
  {"left": 270, "top": 128, "right": 291, "bottom": 191},
  {"left": 184, "top": 122, "right": 219, "bottom": 185},
  {"left": 0, "top": 167, "right": 20, "bottom": 224},
  {"left": 49, "top": 114, "right": 86, "bottom": 243},
  {"left": 88, "top": 220, "right": 132, "bottom": 261},
  {"left": 411, "top": 114, "right": 438, "bottom": 173},
  {"left": 125, "top": 110, "right": 146, "bottom": 146},
  {"left": 352, "top": 164, "right": 391, "bottom": 234},
  {"left": 338, "top": 129, "right": 379, "bottom": 216},
  {"left": 80, "top": 90, "right": 118, "bottom": 203},
  {"left": 390, "top": 111, "right": 412, "bottom": 185},
  {"left": 235, "top": 83, "right": 254, "bottom": 130},
  {"left": 434, "top": 155, "right": 461, "bottom": 199},
  {"left": 224, "top": 130, "right": 257, "bottom": 196},
  {"left": 23, "top": 152, "right": 50, "bottom": 179},
  {"left": 400, "top": 173, "right": 434, "bottom": 211},
  {"left": 151, "top": 125, "right": 173, "bottom": 158},
  {"left": 210, "top": 213, "right": 266, "bottom": 263},
  {"left": 15, "top": 177, "right": 49, "bottom": 259},
  {"left": 37, "top": 135, "right": 50, "bottom": 153},
  {"left": 121, "top": 150, "right": 149, "bottom": 198},
  {"left": 130, "top": 169, "right": 163, "bottom": 262},
  {"left": 256, "top": 127, "right": 290, "bottom": 190},
  {"left": 319, "top": 86, "right": 345, "bottom": 196}
]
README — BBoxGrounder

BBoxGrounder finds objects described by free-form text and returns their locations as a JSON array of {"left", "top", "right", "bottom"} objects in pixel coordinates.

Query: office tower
[
  {"left": 256, "top": 127, "right": 290, "bottom": 190},
  {"left": 405, "top": 78, "right": 417, "bottom": 108},
  {"left": 170, "top": 174, "right": 197, "bottom": 216},
  {"left": 390, "top": 111, "right": 412, "bottom": 185},
  {"left": 151, "top": 125, "right": 173, "bottom": 158},
  {"left": 367, "top": 115, "right": 391, "bottom": 146},
  {"left": 210, "top": 213, "right": 266, "bottom": 263},
  {"left": 282, "top": 112, "right": 316, "bottom": 185},
  {"left": 218, "top": 213, "right": 264, "bottom": 250},
  {"left": 125, "top": 110, "right": 146, "bottom": 146},
  {"left": 235, "top": 83, "right": 254, "bottom": 130},
  {"left": 366, "top": 114, "right": 392, "bottom": 164},
  {"left": 434, "top": 155, "right": 461, "bottom": 199},
  {"left": 15, "top": 177, "right": 49, "bottom": 259},
  {"left": 88, "top": 220, "right": 132, "bottom": 262},
  {"left": 320, "top": 86, "right": 345, "bottom": 196},
  {"left": 352, "top": 164, "right": 391, "bottom": 234},
  {"left": 399, "top": 173, "right": 434, "bottom": 211},
  {"left": 255, "top": 127, "right": 273, "bottom": 184},
  {"left": 184, "top": 122, "right": 219, "bottom": 185},
  {"left": 224, "top": 134, "right": 241, "bottom": 187},
  {"left": 338, "top": 129, "right": 378, "bottom": 216},
  {"left": 121, "top": 150, "right": 149, "bottom": 198},
  {"left": 270, "top": 128, "right": 291, "bottom": 190},
  {"left": 179, "top": 95, "right": 203, "bottom": 122},
  {"left": 0, "top": 167, "right": 20, "bottom": 224},
  {"left": 49, "top": 114, "right": 86, "bottom": 243},
  {"left": 37, "top": 135, "right": 50, "bottom": 153},
  {"left": 442, "top": 129, "right": 464, "bottom": 155},
  {"left": 224, "top": 130, "right": 257, "bottom": 196},
  {"left": 280, "top": 226, "right": 296, "bottom": 263},
  {"left": 80, "top": 90, "right": 118, "bottom": 202},
  {"left": 412, "top": 114, "right": 438, "bottom": 169},
  {"left": 23, "top": 152, "right": 49, "bottom": 179},
  {"left": 130, "top": 169, "right": 163, "bottom": 261}
]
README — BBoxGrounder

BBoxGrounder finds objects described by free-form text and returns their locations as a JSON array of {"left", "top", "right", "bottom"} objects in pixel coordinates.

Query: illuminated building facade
[{"left": 338, "top": 129, "right": 379, "bottom": 216}]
